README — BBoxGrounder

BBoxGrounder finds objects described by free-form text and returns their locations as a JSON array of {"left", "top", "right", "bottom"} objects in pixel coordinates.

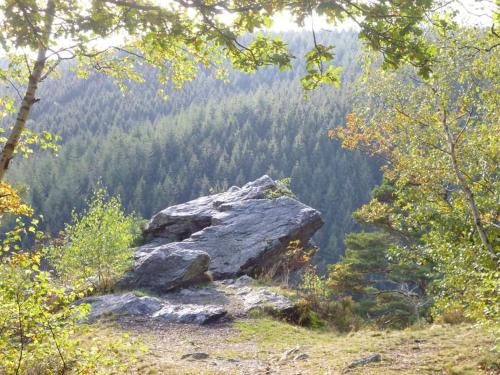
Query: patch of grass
[
  {"left": 72, "top": 323, "right": 147, "bottom": 372},
  {"left": 265, "top": 285, "right": 296, "bottom": 297},
  {"left": 478, "top": 351, "right": 500, "bottom": 372},
  {"left": 232, "top": 318, "right": 498, "bottom": 374},
  {"left": 76, "top": 318, "right": 498, "bottom": 375},
  {"left": 233, "top": 318, "right": 330, "bottom": 349}
]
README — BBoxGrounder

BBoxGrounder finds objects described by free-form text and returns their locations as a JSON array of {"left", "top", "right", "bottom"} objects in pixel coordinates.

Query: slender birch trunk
[
  {"left": 0, "top": 0, "right": 55, "bottom": 181},
  {"left": 442, "top": 109, "right": 497, "bottom": 261}
]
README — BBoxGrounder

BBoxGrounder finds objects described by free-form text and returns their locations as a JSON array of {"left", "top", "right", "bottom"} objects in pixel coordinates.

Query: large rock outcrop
[
  {"left": 123, "top": 175, "right": 323, "bottom": 291},
  {"left": 84, "top": 176, "right": 324, "bottom": 324}
]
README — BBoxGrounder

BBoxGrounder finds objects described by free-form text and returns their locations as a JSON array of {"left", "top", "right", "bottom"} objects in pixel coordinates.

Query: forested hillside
[
  {"left": 1, "top": 1, "right": 498, "bottom": 373},
  {"left": 7, "top": 31, "right": 380, "bottom": 264}
]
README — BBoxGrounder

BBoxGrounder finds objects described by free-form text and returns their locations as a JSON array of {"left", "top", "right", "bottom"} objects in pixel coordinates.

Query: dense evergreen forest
[{"left": 7, "top": 31, "right": 380, "bottom": 264}]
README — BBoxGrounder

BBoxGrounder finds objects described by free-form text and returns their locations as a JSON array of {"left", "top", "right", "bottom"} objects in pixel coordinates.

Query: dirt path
[{"left": 92, "top": 318, "right": 498, "bottom": 375}]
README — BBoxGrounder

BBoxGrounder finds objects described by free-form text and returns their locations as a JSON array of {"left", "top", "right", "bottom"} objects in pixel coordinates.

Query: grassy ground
[{"left": 87, "top": 317, "right": 499, "bottom": 374}]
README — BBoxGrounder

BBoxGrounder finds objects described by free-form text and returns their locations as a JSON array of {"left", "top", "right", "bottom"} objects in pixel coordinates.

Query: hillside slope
[{"left": 7, "top": 31, "right": 380, "bottom": 263}]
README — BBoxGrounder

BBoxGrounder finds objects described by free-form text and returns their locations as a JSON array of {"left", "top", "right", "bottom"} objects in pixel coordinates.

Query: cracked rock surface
[{"left": 126, "top": 175, "right": 323, "bottom": 289}]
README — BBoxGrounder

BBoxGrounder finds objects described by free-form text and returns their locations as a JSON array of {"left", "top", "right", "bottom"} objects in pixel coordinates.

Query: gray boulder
[
  {"left": 181, "top": 352, "right": 210, "bottom": 360},
  {"left": 346, "top": 353, "right": 382, "bottom": 369},
  {"left": 242, "top": 288, "right": 294, "bottom": 314},
  {"left": 141, "top": 176, "right": 323, "bottom": 280},
  {"left": 152, "top": 303, "right": 227, "bottom": 324},
  {"left": 78, "top": 292, "right": 227, "bottom": 325},
  {"left": 78, "top": 293, "right": 163, "bottom": 321},
  {"left": 118, "top": 247, "right": 210, "bottom": 293}
]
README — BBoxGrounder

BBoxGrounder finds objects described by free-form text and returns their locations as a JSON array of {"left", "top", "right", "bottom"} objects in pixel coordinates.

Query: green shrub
[
  {"left": 435, "top": 304, "right": 472, "bottom": 325},
  {"left": 0, "top": 251, "right": 89, "bottom": 374},
  {"left": 0, "top": 221, "right": 132, "bottom": 374},
  {"left": 287, "top": 299, "right": 326, "bottom": 328},
  {"left": 49, "top": 188, "right": 137, "bottom": 293},
  {"left": 328, "top": 232, "right": 432, "bottom": 329},
  {"left": 296, "top": 268, "right": 362, "bottom": 331},
  {"left": 257, "top": 240, "right": 317, "bottom": 285},
  {"left": 324, "top": 297, "right": 363, "bottom": 332},
  {"left": 478, "top": 351, "right": 500, "bottom": 372},
  {"left": 265, "top": 177, "right": 296, "bottom": 199}
]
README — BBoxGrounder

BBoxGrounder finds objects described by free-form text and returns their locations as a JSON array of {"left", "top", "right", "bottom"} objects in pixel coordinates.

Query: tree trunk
[
  {"left": 442, "top": 110, "right": 497, "bottom": 261},
  {"left": 0, "top": 0, "right": 56, "bottom": 181}
]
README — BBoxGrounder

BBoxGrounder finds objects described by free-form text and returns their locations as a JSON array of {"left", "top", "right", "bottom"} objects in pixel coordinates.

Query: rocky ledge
[
  {"left": 80, "top": 276, "right": 294, "bottom": 324},
  {"left": 81, "top": 176, "right": 323, "bottom": 324}
]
